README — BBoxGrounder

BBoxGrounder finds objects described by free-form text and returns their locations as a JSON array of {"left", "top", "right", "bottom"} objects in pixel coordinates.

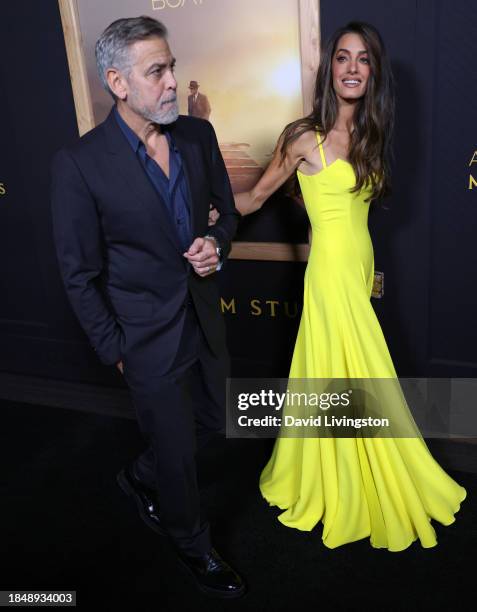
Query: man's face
[
  {"left": 189, "top": 86, "right": 198, "bottom": 96},
  {"left": 123, "top": 36, "right": 178, "bottom": 124}
]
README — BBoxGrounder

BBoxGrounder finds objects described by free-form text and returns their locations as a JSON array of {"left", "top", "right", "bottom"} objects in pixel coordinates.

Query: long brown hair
[{"left": 281, "top": 21, "right": 395, "bottom": 202}]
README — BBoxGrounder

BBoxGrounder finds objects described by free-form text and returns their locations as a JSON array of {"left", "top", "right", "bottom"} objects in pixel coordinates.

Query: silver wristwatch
[{"left": 204, "top": 234, "right": 222, "bottom": 260}]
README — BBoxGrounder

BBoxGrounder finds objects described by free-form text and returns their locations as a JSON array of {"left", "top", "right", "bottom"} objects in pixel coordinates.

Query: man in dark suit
[
  {"left": 188, "top": 80, "right": 212, "bottom": 120},
  {"left": 51, "top": 16, "right": 244, "bottom": 598}
]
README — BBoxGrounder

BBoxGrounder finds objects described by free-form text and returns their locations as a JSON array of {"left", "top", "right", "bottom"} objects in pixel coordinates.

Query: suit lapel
[{"left": 102, "top": 110, "right": 183, "bottom": 254}]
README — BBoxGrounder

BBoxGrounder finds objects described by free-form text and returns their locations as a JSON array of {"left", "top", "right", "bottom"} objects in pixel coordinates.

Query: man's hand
[
  {"left": 184, "top": 237, "right": 219, "bottom": 277},
  {"left": 116, "top": 360, "right": 124, "bottom": 375}
]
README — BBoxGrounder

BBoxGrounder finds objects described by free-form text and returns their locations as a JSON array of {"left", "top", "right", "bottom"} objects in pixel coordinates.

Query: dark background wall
[{"left": 0, "top": 0, "right": 476, "bottom": 406}]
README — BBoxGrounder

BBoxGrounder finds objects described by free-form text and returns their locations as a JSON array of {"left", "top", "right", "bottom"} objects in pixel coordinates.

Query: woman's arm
[{"left": 235, "top": 132, "right": 307, "bottom": 216}]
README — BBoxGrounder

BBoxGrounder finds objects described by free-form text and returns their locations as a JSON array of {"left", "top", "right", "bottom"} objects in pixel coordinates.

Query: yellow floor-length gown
[{"left": 259, "top": 133, "right": 466, "bottom": 551}]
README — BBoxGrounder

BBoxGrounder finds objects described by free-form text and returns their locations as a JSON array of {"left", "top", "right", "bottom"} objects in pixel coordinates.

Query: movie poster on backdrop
[{"left": 59, "top": 0, "right": 321, "bottom": 260}]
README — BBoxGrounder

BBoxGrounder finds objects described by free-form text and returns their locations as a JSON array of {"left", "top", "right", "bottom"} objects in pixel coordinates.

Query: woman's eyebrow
[{"left": 336, "top": 48, "right": 368, "bottom": 54}]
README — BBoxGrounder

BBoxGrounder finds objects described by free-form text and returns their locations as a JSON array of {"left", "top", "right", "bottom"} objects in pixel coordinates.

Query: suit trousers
[{"left": 125, "top": 297, "right": 228, "bottom": 556}]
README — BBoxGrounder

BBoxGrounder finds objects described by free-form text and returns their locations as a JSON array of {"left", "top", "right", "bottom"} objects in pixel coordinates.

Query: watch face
[{"left": 205, "top": 236, "right": 220, "bottom": 252}]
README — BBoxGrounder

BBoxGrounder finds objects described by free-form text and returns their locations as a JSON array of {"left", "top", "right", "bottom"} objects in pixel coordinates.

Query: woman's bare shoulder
[{"left": 288, "top": 128, "right": 319, "bottom": 156}]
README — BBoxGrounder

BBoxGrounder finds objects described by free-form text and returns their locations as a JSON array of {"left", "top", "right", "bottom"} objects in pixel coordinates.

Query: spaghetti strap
[{"left": 316, "top": 132, "right": 327, "bottom": 168}]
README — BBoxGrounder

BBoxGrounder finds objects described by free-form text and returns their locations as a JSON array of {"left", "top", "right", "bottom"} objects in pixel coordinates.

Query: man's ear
[{"left": 106, "top": 68, "right": 128, "bottom": 100}]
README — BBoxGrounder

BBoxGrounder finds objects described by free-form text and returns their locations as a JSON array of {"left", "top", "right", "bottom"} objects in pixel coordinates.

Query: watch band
[
  {"left": 204, "top": 234, "right": 223, "bottom": 271},
  {"left": 204, "top": 234, "right": 222, "bottom": 258}
]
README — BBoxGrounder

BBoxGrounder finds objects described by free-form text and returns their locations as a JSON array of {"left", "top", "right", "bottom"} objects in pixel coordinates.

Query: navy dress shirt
[{"left": 114, "top": 107, "right": 192, "bottom": 252}]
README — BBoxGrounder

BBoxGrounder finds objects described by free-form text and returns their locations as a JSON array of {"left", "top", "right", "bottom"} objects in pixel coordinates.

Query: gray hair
[{"left": 95, "top": 16, "right": 168, "bottom": 99}]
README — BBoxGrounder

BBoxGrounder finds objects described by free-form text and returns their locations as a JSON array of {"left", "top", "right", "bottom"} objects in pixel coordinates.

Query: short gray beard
[
  {"left": 128, "top": 84, "right": 179, "bottom": 125},
  {"left": 140, "top": 98, "right": 179, "bottom": 125}
]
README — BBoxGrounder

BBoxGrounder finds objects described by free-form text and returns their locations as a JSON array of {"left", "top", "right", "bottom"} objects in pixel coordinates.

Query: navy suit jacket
[{"left": 51, "top": 110, "right": 239, "bottom": 384}]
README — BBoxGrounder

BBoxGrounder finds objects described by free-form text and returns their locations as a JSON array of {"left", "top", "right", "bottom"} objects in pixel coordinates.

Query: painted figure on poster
[{"left": 188, "top": 80, "right": 211, "bottom": 120}]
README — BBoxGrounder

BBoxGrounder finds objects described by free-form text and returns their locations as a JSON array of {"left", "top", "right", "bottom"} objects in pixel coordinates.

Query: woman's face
[{"left": 331, "top": 33, "right": 371, "bottom": 103}]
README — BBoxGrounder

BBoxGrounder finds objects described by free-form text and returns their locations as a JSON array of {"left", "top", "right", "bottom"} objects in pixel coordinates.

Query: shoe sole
[
  {"left": 116, "top": 469, "right": 168, "bottom": 537},
  {"left": 176, "top": 554, "right": 247, "bottom": 600}
]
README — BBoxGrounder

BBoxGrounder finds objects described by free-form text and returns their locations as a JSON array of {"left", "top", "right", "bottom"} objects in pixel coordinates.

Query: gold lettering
[
  {"left": 266, "top": 300, "right": 279, "bottom": 317},
  {"left": 284, "top": 301, "right": 299, "bottom": 318},
  {"left": 152, "top": 0, "right": 202, "bottom": 9},
  {"left": 0, "top": 183, "right": 5, "bottom": 196},
  {"left": 220, "top": 297, "right": 236, "bottom": 314},
  {"left": 469, "top": 151, "right": 477, "bottom": 166},
  {"left": 469, "top": 175, "right": 477, "bottom": 190},
  {"left": 250, "top": 299, "right": 262, "bottom": 316}
]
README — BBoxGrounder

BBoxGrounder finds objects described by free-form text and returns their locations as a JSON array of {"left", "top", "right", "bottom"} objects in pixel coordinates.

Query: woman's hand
[{"left": 208, "top": 204, "right": 220, "bottom": 226}]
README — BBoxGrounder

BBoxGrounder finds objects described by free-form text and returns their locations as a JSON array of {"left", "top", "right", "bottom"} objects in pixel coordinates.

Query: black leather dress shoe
[
  {"left": 177, "top": 548, "right": 246, "bottom": 599},
  {"left": 117, "top": 466, "right": 166, "bottom": 536}
]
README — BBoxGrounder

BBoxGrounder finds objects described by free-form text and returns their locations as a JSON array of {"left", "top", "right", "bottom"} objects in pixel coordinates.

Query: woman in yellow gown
[{"left": 235, "top": 21, "right": 466, "bottom": 551}]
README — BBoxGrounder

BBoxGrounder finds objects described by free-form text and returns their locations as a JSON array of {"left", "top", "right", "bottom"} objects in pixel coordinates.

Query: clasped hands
[{"left": 184, "top": 236, "right": 218, "bottom": 277}]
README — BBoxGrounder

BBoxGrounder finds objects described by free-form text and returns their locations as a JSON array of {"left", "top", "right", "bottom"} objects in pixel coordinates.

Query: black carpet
[{"left": 1, "top": 399, "right": 475, "bottom": 611}]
